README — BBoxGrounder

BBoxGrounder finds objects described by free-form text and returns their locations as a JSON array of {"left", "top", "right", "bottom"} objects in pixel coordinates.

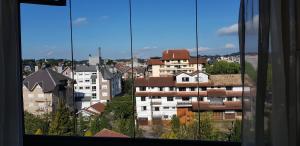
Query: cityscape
[{"left": 22, "top": 48, "right": 255, "bottom": 141}]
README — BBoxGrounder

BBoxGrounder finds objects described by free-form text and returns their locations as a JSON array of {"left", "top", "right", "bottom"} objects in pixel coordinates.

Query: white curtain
[
  {"left": 0, "top": 0, "right": 24, "bottom": 146},
  {"left": 239, "top": 0, "right": 300, "bottom": 146}
]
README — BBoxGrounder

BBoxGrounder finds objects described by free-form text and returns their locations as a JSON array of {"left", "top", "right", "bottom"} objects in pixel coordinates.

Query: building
[
  {"left": 73, "top": 65, "right": 122, "bottom": 109},
  {"left": 77, "top": 102, "right": 105, "bottom": 117},
  {"left": 23, "top": 68, "right": 74, "bottom": 115},
  {"left": 115, "top": 63, "right": 146, "bottom": 79},
  {"left": 147, "top": 49, "right": 207, "bottom": 77},
  {"left": 94, "top": 128, "right": 129, "bottom": 138},
  {"left": 134, "top": 72, "right": 252, "bottom": 124}
]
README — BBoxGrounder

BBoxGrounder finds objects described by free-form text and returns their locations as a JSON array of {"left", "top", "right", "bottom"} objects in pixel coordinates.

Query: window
[
  {"left": 154, "top": 107, "right": 160, "bottom": 111},
  {"left": 152, "top": 96, "right": 161, "bottom": 99},
  {"left": 85, "top": 86, "right": 90, "bottom": 89},
  {"left": 142, "top": 106, "right": 147, "bottom": 111},
  {"left": 201, "top": 87, "right": 207, "bottom": 91},
  {"left": 169, "top": 87, "right": 174, "bottom": 91},
  {"left": 163, "top": 115, "right": 168, "bottom": 119},
  {"left": 92, "top": 93, "right": 97, "bottom": 99},
  {"left": 102, "top": 92, "right": 108, "bottom": 96},
  {"left": 92, "top": 86, "right": 96, "bottom": 91},
  {"left": 85, "top": 80, "right": 89, "bottom": 82},
  {"left": 79, "top": 87, "right": 83, "bottom": 90},
  {"left": 92, "top": 79, "right": 96, "bottom": 84},
  {"left": 163, "top": 107, "right": 169, "bottom": 109},
  {"left": 141, "top": 96, "right": 146, "bottom": 101},
  {"left": 167, "top": 97, "right": 174, "bottom": 101},
  {"left": 182, "top": 97, "right": 190, "bottom": 101},
  {"left": 140, "top": 87, "right": 146, "bottom": 91},
  {"left": 159, "top": 87, "right": 163, "bottom": 91},
  {"left": 226, "top": 86, "right": 233, "bottom": 90},
  {"left": 227, "top": 97, "right": 233, "bottom": 101},
  {"left": 190, "top": 87, "right": 195, "bottom": 91},
  {"left": 182, "top": 77, "right": 189, "bottom": 82},
  {"left": 179, "top": 87, "right": 186, "bottom": 91}
]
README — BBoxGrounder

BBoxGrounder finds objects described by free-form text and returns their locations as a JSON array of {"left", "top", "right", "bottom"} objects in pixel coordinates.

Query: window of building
[
  {"left": 169, "top": 87, "right": 174, "bottom": 91},
  {"left": 167, "top": 97, "right": 174, "bottom": 101},
  {"left": 154, "top": 107, "right": 160, "bottom": 111},
  {"left": 152, "top": 96, "right": 161, "bottom": 99},
  {"left": 226, "top": 86, "right": 233, "bottom": 90},
  {"left": 159, "top": 87, "right": 163, "bottom": 91},
  {"left": 190, "top": 87, "right": 195, "bottom": 91},
  {"left": 92, "top": 79, "right": 96, "bottom": 84},
  {"left": 179, "top": 87, "right": 186, "bottom": 91},
  {"left": 182, "top": 77, "right": 189, "bottom": 82},
  {"left": 227, "top": 97, "right": 233, "bottom": 101},
  {"left": 163, "top": 107, "right": 169, "bottom": 109},
  {"left": 85, "top": 80, "right": 89, "bottom": 82},
  {"left": 79, "top": 87, "right": 83, "bottom": 90},
  {"left": 140, "top": 87, "right": 146, "bottom": 91},
  {"left": 201, "top": 87, "right": 207, "bottom": 91},
  {"left": 92, "top": 86, "right": 96, "bottom": 91},
  {"left": 141, "top": 96, "right": 146, "bottom": 101},
  {"left": 92, "top": 93, "right": 97, "bottom": 99},
  {"left": 85, "top": 86, "right": 90, "bottom": 89},
  {"left": 163, "top": 115, "right": 168, "bottom": 119},
  {"left": 142, "top": 106, "right": 147, "bottom": 111},
  {"left": 182, "top": 97, "right": 190, "bottom": 101}
]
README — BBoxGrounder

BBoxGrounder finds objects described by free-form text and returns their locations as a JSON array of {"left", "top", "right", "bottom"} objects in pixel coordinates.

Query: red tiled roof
[
  {"left": 90, "top": 102, "right": 105, "bottom": 113},
  {"left": 188, "top": 57, "right": 207, "bottom": 64},
  {"left": 192, "top": 101, "right": 242, "bottom": 111},
  {"left": 162, "top": 49, "right": 190, "bottom": 60},
  {"left": 134, "top": 77, "right": 175, "bottom": 87},
  {"left": 147, "top": 59, "right": 164, "bottom": 65},
  {"left": 94, "top": 129, "right": 129, "bottom": 138}
]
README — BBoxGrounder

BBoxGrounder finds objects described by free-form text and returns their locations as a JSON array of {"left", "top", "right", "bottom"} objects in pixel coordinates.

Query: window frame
[{"left": 18, "top": 1, "right": 242, "bottom": 146}]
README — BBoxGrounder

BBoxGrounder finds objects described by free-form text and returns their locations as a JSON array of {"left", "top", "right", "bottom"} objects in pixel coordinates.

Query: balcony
[{"left": 177, "top": 101, "right": 192, "bottom": 107}]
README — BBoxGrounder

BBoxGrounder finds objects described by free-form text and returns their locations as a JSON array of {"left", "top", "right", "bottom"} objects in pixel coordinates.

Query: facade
[
  {"left": 23, "top": 68, "right": 74, "bottom": 115},
  {"left": 73, "top": 65, "right": 122, "bottom": 109},
  {"left": 135, "top": 72, "right": 251, "bottom": 124},
  {"left": 115, "top": 63, "right": 146, "bottom": 79},
  {"left": 147, "top": 49, "right": 207, "bottom": 77}
]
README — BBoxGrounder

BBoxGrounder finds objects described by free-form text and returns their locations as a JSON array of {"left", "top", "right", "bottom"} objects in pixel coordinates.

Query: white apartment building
[
  {"left": 147, "top": 49, "right": 207, "bottom": 77},
  {"left": 135, "top": 72, "right": 252, "bottom": 124},
  {"left": 73, "top": 65, "right": 122, "bottom": 109}
]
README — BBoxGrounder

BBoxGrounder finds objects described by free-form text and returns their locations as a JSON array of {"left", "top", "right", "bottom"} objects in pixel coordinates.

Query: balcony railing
[{"left": 177, "top": 101, "right": 192, "bottom": 107}]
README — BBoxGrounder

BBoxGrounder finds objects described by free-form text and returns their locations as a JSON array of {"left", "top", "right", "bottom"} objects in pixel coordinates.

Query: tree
[
  {"left": 90, "top": 115, "right": 110, "bottom": 134},
  {"left": 228, "top": 120, "right": 242, "bottom": 142},
  {"left": 24, "top": 111, "right": 49, "bottom": 135},
  {"left": 48, "top": 99, "right": 75, "bottom": 136},
  {"left": 170, "top": 115, "right": 180, "bottom": 133},
  {"left": 35, "top": 129, "right": 43, "bottom": 135},
  {"left": 77, "top": 115, "right": 90, "bottom": 136},
  {"left": 122, "top": 78, "right": 133, "bottom": 95},
  {"left": 84, "top": 130, "right": 93, "bottom": 136},
  {"left": 206, "top": 61, "right": 240, "bottom": 74}
]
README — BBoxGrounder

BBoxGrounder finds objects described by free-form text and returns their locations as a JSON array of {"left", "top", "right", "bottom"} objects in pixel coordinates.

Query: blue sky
[{"left": 20, "top": 0, "right": 240, "bottom": 60}]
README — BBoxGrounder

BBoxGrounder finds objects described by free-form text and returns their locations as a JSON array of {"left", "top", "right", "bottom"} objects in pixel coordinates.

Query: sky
[{"left": 20, "top": 0, "right": 240, "bottom": 60}]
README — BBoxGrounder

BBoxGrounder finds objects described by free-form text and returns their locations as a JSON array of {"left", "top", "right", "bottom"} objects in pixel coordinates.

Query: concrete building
[
  {"left": 73, "top": 65, "right": 122, "bottom": 109},
  {"left": 134, "top": 72, "right": 252, "bottom": 125},
  {"left": 23, "top": 68, "right": 74, "bottom": 115},
  {"left": 147, "top": 49, "right": 207, "bottom": 77}
]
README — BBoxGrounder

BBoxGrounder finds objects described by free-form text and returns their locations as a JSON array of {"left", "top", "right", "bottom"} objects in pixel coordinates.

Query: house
[
  {"left": 77, "top": 102, "right": 105, "bottom": 117},
  {"left": 73, "top": 65, "right": 122, "bottom": 109},
  {"left": 115, "top": 63, "right": 146, "bottom": 79},
  {"left": 147, "top": 49, "right": 207, "bottom": 77},
  {"left": 94, "top": 129, "right": 129, "bottom": 138},
  {"left": 22, "top": 68, "right": 74, "bottom": 115},
  {"left": 135, "top": 71, "right": 252, "bottom": 125}
]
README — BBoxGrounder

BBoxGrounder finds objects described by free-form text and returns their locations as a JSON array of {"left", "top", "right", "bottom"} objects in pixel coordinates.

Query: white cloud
[
  {"left": 225, "top": 43, "right": 236, "bottom": 49},
  {"left": 217, "top": 15, "right": 259, "bottom": 36},
  {"left": 217, "top": 23, "right": 239, "bottom": 36},
  {"left": 73, "top": 17, "right": 88, "bottom": 25},
  {"left": 100, "top": 15, "right": 110, "bottom": 20},
  {"left": 188, "top": 46, "right": 212, "bottom": 53}
]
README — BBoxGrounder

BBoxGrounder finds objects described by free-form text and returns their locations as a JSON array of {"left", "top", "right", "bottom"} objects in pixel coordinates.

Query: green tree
[
  {"left": 84, "top": 130, "right": 93, "bottom": 136},
  {"left": 77, "top": 115, "right": 90, "bottom": 136},
  {"left": 90, "top": 115, "right": 110, "bottom": 134},
  {"left": 228, "top": 120, "right": 242, "bottom": 142},
  {"left": 206, "top": 61, "right": 240, "bottom": 74},
  {"left": 48, "top": 99, "right": 75, "bottom": 136},
  {"left": 170, "top": 115, "right": 180, "bottom": 133},
  {"left": 35, "top": 129, "right": 43, "bottom": 135},
  {"left": 24, "top": 111, "right": 49, "bottom": 134}
]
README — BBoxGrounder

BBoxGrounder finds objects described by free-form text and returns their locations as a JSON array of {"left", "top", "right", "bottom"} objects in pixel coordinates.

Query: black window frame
[
  {"left": 141, "top": 96, "right": 146, "bottom": 101},
  {"left": 167, "top": 97, "right": 174, "bottom": 101},
  {"left": 18, "top": 1, "right": 242, "bottom": 146}
]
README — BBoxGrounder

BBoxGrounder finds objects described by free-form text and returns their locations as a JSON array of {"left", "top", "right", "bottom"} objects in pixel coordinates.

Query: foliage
[
  {"left": 24, "top": 111, "right": 49, "bottom": 135},
  {"left": 160, "top": 132, "right": 177, "bottom": 139},
  {"left": 90, "top": 115, "right": 110, "bottom": 134},
  {"left": 228, "top": 120, "right": 242, "bottom": 142},
  {"left": 84, "top": 130, "right": 93, "bottom": 136},
  {"left": 170, "top": 115, "right": 180, "bottom": 133},
  {"left": 48, "top": 99, "right": 75, "bottom": 136},
  {"left": 122, "top": 78, "right": 133, "bottom": 95},
  {"left": 206, "top": 61, "right": 240, "bottom": 74},
  {"left": 35, "top": 129, "right": 43, "bottom": 135},
  {"left": 77, "top": 115, "right": 90, "bottom": 136},
  {"left": 104, "top": 95, "right": 133, "bottom": 119}
]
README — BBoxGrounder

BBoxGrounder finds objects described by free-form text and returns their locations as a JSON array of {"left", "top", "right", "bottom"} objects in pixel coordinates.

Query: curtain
[
  {"left": 0, "top": 0, "right": 24, "bottom": 146},
  {"left": 239, "top": 0, "right": 300, "bottom": 146}
]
